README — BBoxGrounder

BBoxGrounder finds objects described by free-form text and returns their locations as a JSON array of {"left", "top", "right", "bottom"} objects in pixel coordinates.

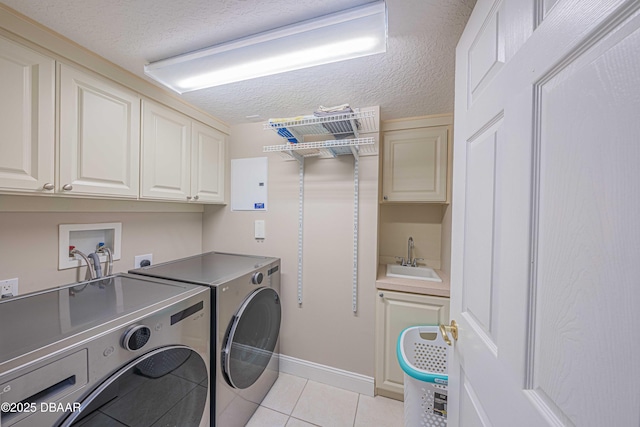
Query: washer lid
[
  {"left": 0, "top": 274, "right": 203, "bottom": 365},
  {"left": 130, "top": 252, "right": 278, "bottom": 286}
]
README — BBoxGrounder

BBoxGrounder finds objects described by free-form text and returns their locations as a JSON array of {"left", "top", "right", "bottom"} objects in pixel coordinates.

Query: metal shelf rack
[{"left": 263, "top": 109, "right": 377, "bottom": 313}]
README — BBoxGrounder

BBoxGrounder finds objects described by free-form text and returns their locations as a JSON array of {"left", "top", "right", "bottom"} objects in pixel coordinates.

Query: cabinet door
[
  {"left": 0, "top": 36, "right": 55, "bottom": 192},
  {"left": 375, "top": 290, "right": 449, "bottom": 400},
  {"left": 191, "top": 121, "right": 226, "bottom": 203},
  {"left": 59, "top": 64, "right": 140, "bottom": 197},
  {"left": 140, "top": 100, "right": 191, "bottom": 201},
  {"left": 382, "top": 126, "right": 448, "bottom": 202}
]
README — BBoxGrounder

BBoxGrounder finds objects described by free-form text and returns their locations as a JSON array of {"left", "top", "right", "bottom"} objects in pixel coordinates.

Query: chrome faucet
[
  {"left": 395, "top": 236, "right": 424, "bottom": 267},
  {"left": 96, "top": 244, "right": 113, "bottom": 276},
  {"left": 70, "top": 248, "right": 97, "bottom": 280}
]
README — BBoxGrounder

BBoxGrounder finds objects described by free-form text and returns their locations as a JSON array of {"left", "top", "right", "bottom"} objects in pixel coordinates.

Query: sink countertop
[{"left": 375, "top": 264, "right": 450, "bottom": 298}]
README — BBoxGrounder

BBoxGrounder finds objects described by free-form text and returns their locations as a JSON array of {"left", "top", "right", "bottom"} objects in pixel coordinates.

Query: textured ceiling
[{"left": 0, "top": 0, "right": 475, "bottom": 125}]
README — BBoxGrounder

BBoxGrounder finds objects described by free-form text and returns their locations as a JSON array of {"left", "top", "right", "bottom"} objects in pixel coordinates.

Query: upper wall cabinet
[
  {"left": 140, "top": 99, "right": 191, "bottom": 201},
  {"left": 0, "top": 29, "right": 227, "bottom": 204},
  {"left": 191, "top": 121, "right": 225, "bottom": 203},
  {"left": 0, "top": 36, "right": 55, "bottom": 193},
  {"left": 58, "top": 63, "right": 140, "bottom": 198},
  {"left": 382, "top": 126, "right": 448, "bottom": 202},
  {"left": 141, "top": 100, "right": 225, "bottom": 203}
]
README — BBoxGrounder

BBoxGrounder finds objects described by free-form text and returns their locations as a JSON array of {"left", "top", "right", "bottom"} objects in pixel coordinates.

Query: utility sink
[{"left": 386, "top": 264, "right": 442, "bottom": 282}]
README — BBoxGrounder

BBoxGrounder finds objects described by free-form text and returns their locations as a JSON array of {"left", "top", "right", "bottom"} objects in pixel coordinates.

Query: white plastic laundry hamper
[{"left": 397, "top": 325, "right": 449, "bottom": 427}]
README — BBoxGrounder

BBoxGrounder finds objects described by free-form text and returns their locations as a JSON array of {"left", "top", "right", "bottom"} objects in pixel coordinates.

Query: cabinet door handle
[
  {"left": 378, "top": 292, "right": 384, "bottom": 298},
  {"left": 383, "top": 195, "right": 388, "bottom": 201},
  {"left": 62, "top": 184, "right": 73, "bottom": 191},
  {"left": 193, "top": 195, "right": 199, "bottom": 200},
  {"left": 43, "top": 183, "right": 54, "bottom": 191},
  {"left": 186, "top": 196, "right": 192, "bottom": 200}
]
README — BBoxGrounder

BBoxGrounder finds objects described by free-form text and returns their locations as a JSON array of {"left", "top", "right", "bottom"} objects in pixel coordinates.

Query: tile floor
[{"left": 246, "top": 373, "right": 404, "bottom": 427}]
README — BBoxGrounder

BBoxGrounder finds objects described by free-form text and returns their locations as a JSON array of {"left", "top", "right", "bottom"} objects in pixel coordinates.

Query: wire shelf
[
  {"left": 262, "top": 107, "right": 378, "bottom": 313},
  {"left": 263, "top": 110, "right": 377, "bottom": 138},
  {"left": 263, "top": 137, "right": 375, "bottom": 160}
]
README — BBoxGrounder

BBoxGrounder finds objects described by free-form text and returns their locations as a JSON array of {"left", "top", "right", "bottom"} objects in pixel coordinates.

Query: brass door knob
[{"left": 440, "top": 320, "right": 458, "bottom": 346}]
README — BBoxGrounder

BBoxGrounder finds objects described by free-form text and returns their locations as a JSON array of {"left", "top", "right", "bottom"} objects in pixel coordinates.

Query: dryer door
[
  {"left": 222, "top": 287, "right": 281, "bottom": 389},
  {"left": 58, "top": 346, "right": 208, "bottom": 427}
]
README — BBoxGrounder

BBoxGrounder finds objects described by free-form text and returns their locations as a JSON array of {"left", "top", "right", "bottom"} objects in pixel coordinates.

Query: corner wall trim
[{"left": 278, "top": 354, "right": 374, "bottom": 396}]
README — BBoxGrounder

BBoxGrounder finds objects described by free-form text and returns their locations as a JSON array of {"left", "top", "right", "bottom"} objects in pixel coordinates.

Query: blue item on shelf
[{"left": 275, "top": 127, "right": 298, "bottom": 143}]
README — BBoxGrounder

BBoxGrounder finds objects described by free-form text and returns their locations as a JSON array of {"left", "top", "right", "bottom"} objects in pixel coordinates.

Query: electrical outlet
[
  {"left": 134, "top": 254, "right": 153, "bottom": 269},
  {"left": 0, "top": 278, "right": 19, "bottom": 298}
]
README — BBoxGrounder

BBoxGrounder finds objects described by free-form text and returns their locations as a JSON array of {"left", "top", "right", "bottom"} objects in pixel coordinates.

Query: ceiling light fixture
[{"left": 144, "top": 1, "right": 387, "bottom": 93}]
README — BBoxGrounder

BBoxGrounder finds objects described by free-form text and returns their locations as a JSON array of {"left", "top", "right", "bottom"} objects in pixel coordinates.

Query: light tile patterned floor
[{"left": 246, "top": 373, "right": 404, "bottom": 427}]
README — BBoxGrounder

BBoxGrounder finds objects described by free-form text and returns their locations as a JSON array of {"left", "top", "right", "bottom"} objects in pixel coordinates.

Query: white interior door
[{"left": 449, "top": 1, "right": 640, "bottom": 426}]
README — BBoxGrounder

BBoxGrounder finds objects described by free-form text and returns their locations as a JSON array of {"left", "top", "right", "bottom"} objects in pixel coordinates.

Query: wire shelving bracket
[{"left": 263, "top": 109, "right": 378, "bottom": 313}]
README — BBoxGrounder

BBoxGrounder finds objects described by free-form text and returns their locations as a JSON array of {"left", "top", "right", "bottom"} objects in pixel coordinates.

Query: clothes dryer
[
  {"left": 130, "top": 252, "right": 281, "bottom": 427},
  {"left": 0, "top": 274, "right": 210, "bottom": 427}
]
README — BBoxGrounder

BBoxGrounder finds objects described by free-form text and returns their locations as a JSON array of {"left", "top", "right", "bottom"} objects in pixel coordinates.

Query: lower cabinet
[{"left": 375, "top": 290, "right": 450, "bottom": 400}]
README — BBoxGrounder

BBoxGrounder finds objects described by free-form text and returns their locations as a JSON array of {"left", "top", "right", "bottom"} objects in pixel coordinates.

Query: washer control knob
[
  {"left": 251, "top": 272, "right": 264, "bottom": 285},
  {"left": 122, "top": 325, "right": 151, "bottom": 351}
]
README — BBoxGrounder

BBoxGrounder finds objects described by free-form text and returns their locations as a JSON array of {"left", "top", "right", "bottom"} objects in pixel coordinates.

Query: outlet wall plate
[
  {"left": 134, "top": 254, "right": 153, "bottom": 269},
  {"left": 0, "top": 278, "right": 19, "bottom": 298}
]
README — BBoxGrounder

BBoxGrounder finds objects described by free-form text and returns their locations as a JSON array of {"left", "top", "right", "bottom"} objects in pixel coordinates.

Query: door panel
[
  {"left": 530, "top": 16, "right": 640, "bottom": 424},
  {"left": 462, "top": 122, "right": 501, "bottom": 343},
  {"left": 450, "top": 0, "right": 640, "bottom": 426},
  {"left": 459, "top": 373, "right": 489, "bottom": 427},
  {"left": 467, "top": 1, "right": 505, "bottom": 106}
]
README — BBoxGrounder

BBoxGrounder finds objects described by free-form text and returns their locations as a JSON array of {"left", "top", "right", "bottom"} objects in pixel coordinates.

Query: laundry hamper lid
[{"left": 397, "top": 326, "right": 449, "bottom": 385}]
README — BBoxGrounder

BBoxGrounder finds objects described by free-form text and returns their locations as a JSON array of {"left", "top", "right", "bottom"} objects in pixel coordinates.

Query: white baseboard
[{"left": 279, "top": 354, "right": 374, "bottom": 396}]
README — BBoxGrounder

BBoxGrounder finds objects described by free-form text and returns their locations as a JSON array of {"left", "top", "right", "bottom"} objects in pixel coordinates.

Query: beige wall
[
  {"left": 0, "top": 202, "right": 203, "bottom": 294},
  {"left": 203, "top": 123, "right": 379, "bottom": 377},
  {"left": 378, "top": 204, "right": 447, "bottom": 269}
]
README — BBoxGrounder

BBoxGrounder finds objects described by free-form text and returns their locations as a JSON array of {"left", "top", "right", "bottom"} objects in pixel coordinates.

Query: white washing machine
[
  {"left": 130, "top": 252, "right": 281, "bottom": 427},
  {"left": 0, "top": 274, "right": 210, "bottom": 427}
]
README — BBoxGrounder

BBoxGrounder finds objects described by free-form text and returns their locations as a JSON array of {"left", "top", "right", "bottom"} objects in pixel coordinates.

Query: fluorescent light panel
[{"left": 144, "top": 1, "right": 387, "bottom": 93}]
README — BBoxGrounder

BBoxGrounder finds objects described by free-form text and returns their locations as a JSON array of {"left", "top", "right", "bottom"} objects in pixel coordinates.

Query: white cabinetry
[
  {"left": 0, "top": 36, "right": 55, "bottom": 193},
  {"left": 58, "top": 63, "right": 140, "bottom": 198},
  {"left": 382, "top": 126, "right": 448, "bottom": 202},
  {"left": 191, "top": 121, "right": 225, "bottom": 203},
  {"left": 375, "top": 290, "right": 449, "bottom": 400},
  {"left": 140, "top": 100, "right": 191, "bottom": 201},
  {"left": 141, "top": 100, "right": 225, "bottom": 203}
]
